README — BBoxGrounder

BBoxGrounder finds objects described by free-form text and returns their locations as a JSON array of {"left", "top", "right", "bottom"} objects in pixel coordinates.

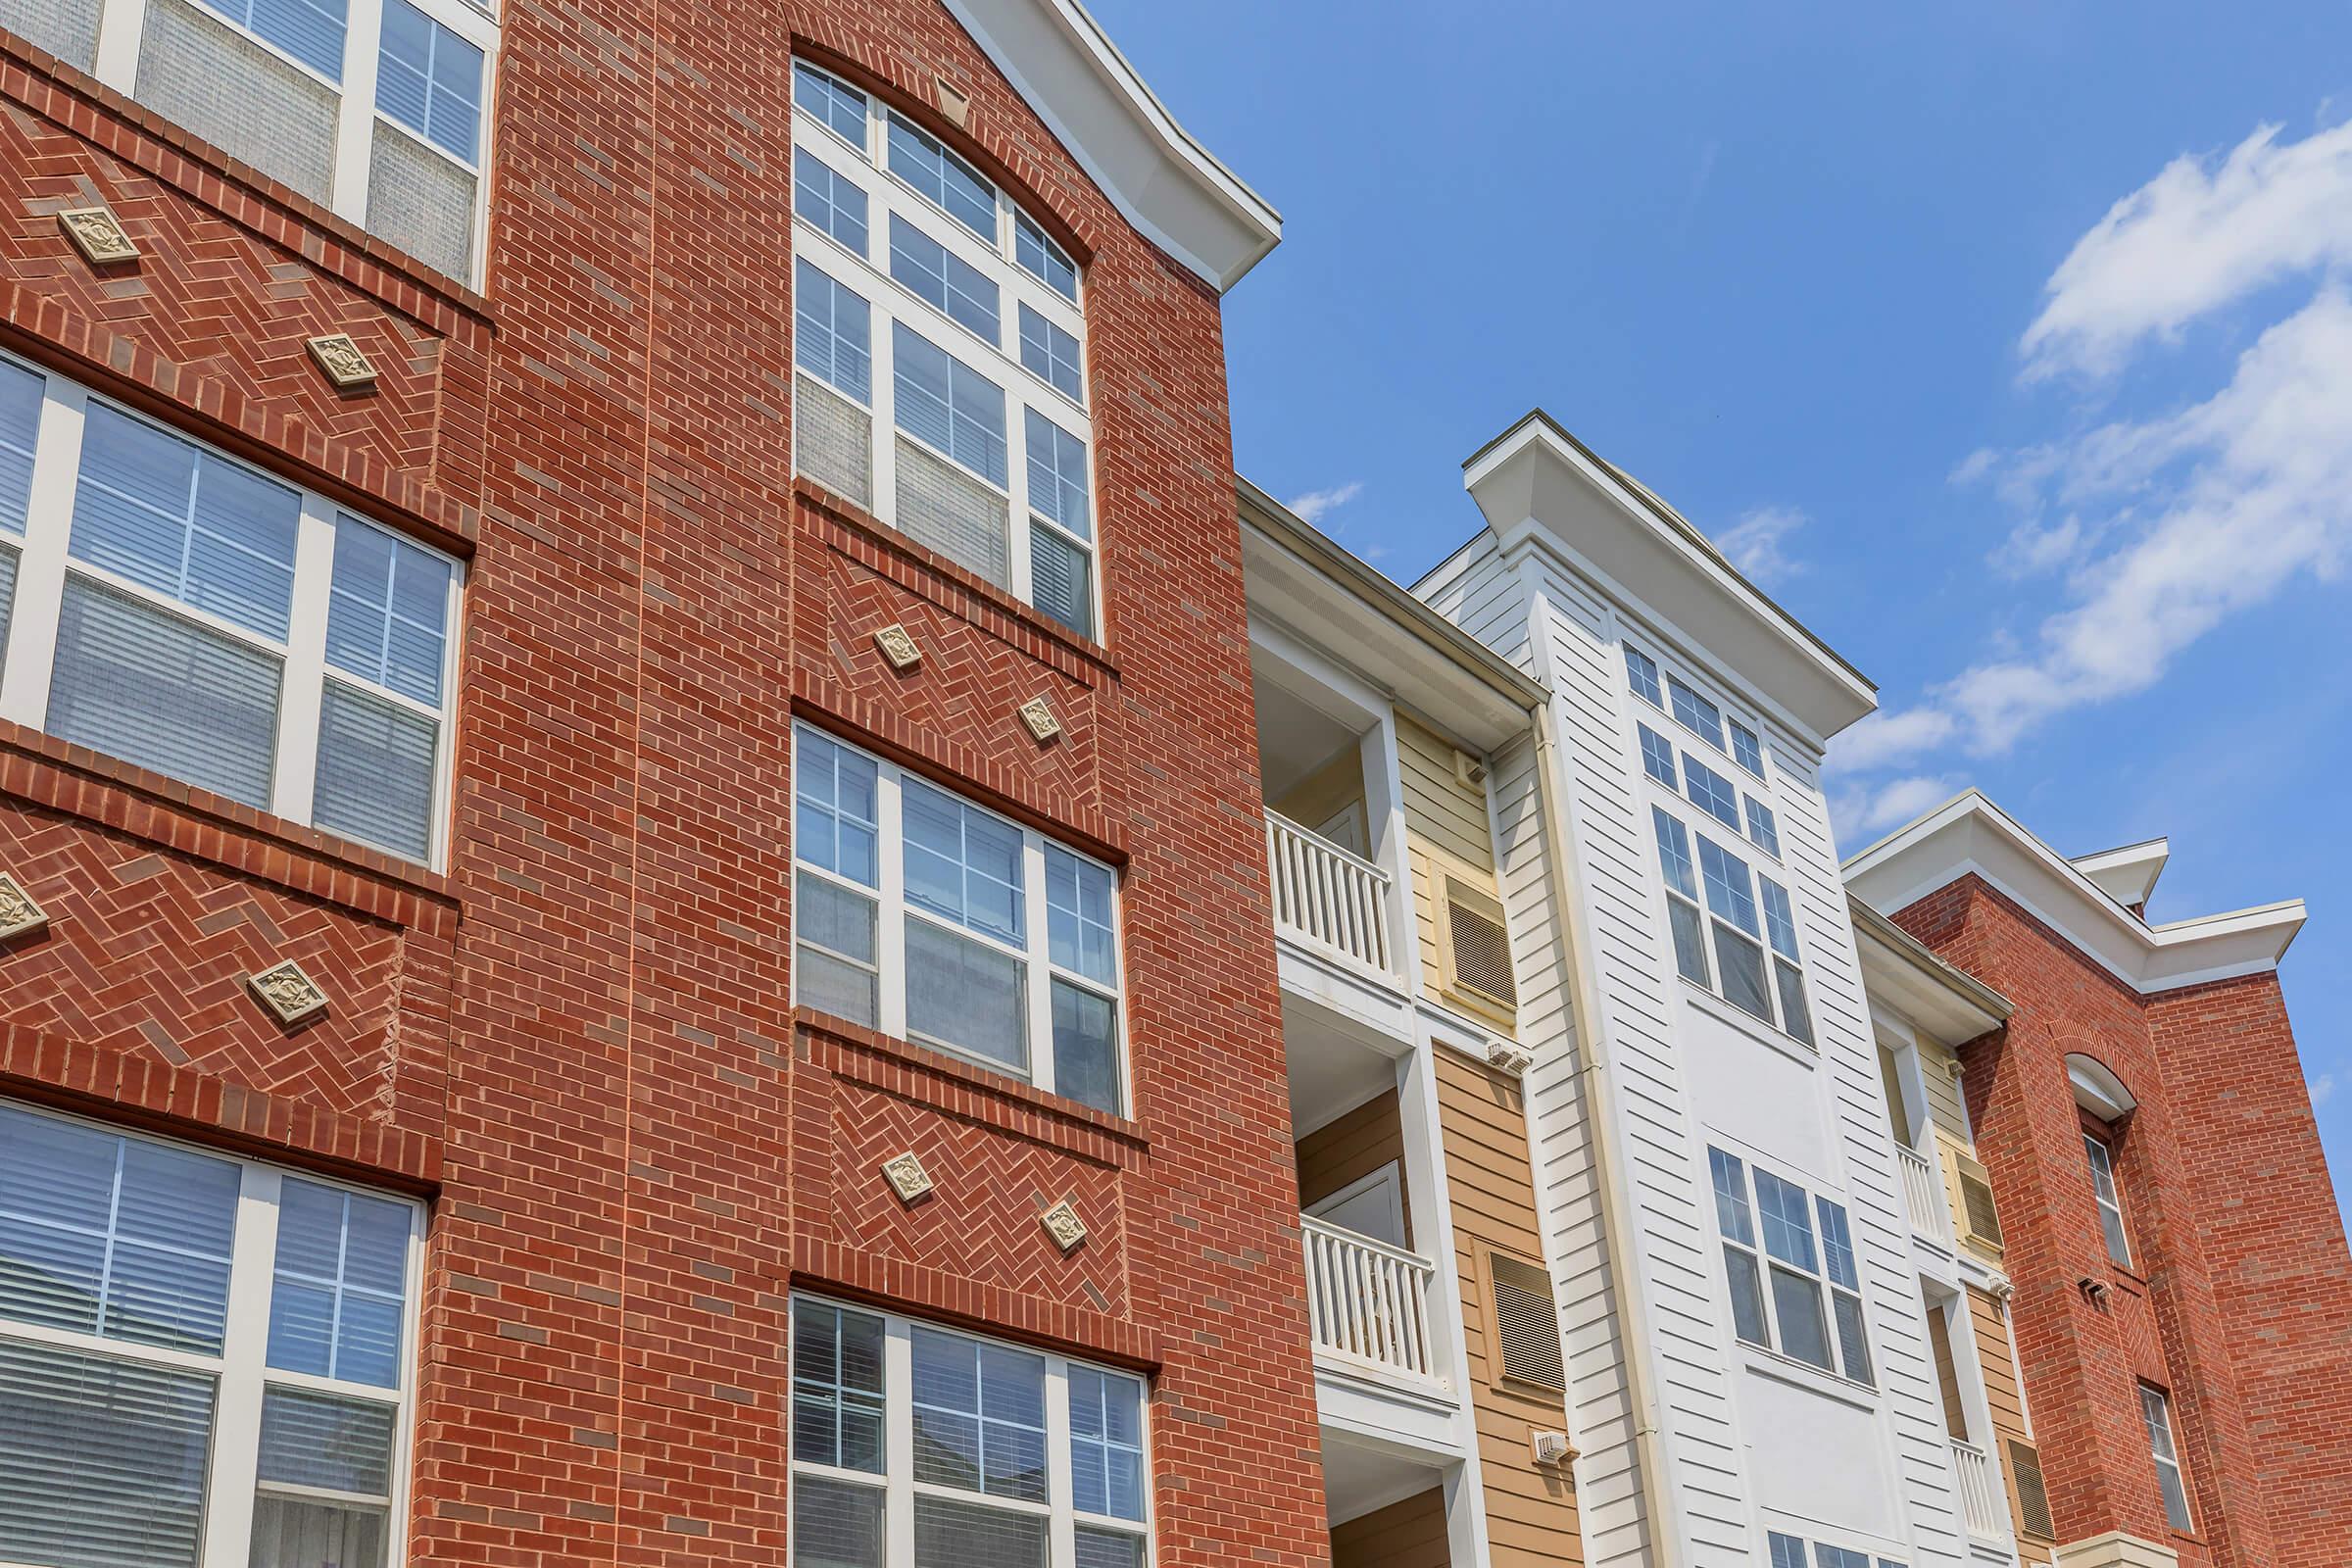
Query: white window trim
[
  {"left": 792, "top": 722, "right": 1129, "bottom": 1114},
  {"left": 788, "top": 61, "right": 1103, "bottom": 644},
  {"left": 0, "top": 1097, "right": 427, "bottom": 1568},
  {"left": 0, "top": 352, "right": 466, "bottom": 868},
  {"left": 86, "top": 0, "right": 496, "bottom": 283},
  {"left": 1649, "top": 793, "right": 1814, "bottom": 1048},
  {"left": 789, "top": 1295, "right": 1152, "bottom": 1568},
  {"left": 1711, "top": 1145, "right": 1874, "bottom": 1389}
]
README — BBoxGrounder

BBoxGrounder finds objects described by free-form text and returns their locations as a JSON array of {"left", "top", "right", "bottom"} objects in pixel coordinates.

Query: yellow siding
[
  {"left": 1436, "top": 1048, "right": 1582, "bottom": 1566},
  {"left": 1917, "top": 1036, "right": 1971, "bottom": 1147},
  {"left": 1332, "top": 1487, "right": 1449, "bottom": 1568},
  {"left": 1400, "top": 715, "right": 1510, "bottom": 1027}
]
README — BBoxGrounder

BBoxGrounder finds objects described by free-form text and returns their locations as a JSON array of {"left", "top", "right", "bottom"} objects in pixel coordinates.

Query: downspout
[{"left": 1531, "top": 696, "right": 1682, "bottom": 1568}]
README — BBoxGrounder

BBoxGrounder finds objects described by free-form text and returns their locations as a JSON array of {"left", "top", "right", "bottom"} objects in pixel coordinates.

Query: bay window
[
  {"left": 1711, "top": 1146, "right": 1874, "bottom": 1387},
  {"left": 0, "top": 1100, "right": 421, "bottom": 1568},
  {"left": 791, "top": 1298, "right": 1152, "bottom": 1568},
  {"left": 790, "top": 60, "right": 1101, "bottom": 640},
  {"left": 0, "top": 355, "right": 462, "bottom": 866},
  {"left": 792, "top": 723, "right": 1128, "bottom": 1115},
  {"left": 23, "top": 0, "right": 494, "bottom": 280}
]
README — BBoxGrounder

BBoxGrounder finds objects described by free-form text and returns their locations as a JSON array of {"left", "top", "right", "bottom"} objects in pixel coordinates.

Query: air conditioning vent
[
  {"left": 1954, "top": 1149, "right": 2005, "bottom": 1250},
  {"left": 1444, "top": 877, "right": 1517, "bottom": 1011},
  {"left": 2004, "top": 1438, "right": 2056, "bottom": 1541},
  {"left": 1489, "top": 1252, "right": 1562, "bottom": 1392}
]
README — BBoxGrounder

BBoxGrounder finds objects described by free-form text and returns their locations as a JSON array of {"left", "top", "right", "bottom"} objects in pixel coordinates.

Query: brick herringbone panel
[{"left": 0, "top": 798, "right": 407, "bottom": 1118}]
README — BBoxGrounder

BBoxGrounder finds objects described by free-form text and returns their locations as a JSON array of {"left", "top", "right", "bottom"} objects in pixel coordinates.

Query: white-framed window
[
  {"left": 790, "top": 1297, "right": 1152, "bottom": 1568},
  {"left": 0, "top": 1098, "right": 424, "bottom": 1568},
  {"left": 1668, "top": 674, "right": 1725, "bottom": 750},
  {"left": 1744, "top": 795, "right": 1781, "bottom": 858},
  {"left": 1638, "top": 721, "right": 1677, "bottom": 788},
  {"left": 1768, "top": 1537, "right": 1896, "bottom": 1568},
  {"left": 792, "top": 722, "right": 1128, "bottom": 1115},
  {"left": 1711, "top": 1147, "right": 1874, "bottom": 1387},
  {"left": 24, "top": 0, "right": 496, "bottom": 281},
  {"left": 787, "top": 60, "right": 1100, "bottom": 642},
  {"left": 1685, "top": 751, "right": 1741, "bottom": 832},
  {"left": 2083, "top": 1131, "right": 2132, "bottom": 1268},
  {"left": 2138, "top": 1382, "right": 2192, "bottom": 1531},
  {"left": 1623, "top": 638, "right": 1773, "bottom": 781},
  {"left": 1730, "top": 716, "right": 1766, "bottom": 778},
  {"left": 1650, "top": 806, "right": 1814, "bottom": 1046},
  {"left": 0, "top": 353, "right": 463, "bottom": 867}
]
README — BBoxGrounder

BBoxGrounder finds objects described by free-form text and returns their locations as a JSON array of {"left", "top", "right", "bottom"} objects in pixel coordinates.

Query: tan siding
[
  {"left": 1272, "top": 745, "right": 1367, "bottom": 842},
  {"left": 1297, "top": 1090, "right": 1411, "bottom": 1249},
  {"left": 1400, "top": 714, "right": 1512, "bottom": 1026},
  {"left": 1967, "top": 1285, "right": 2028, "bottom": 1444},
  {"left": 1437, "top": 1047, "right": 1582, "bottom": 1566},
  {"left": 1918, "top": 1036, "right": 1970, "bottom": 1147},
  {"left": 1926, "top": 1300, "right": 1969, "bottom": 1441},
  {"left": 1332, "top": 1486, "right": 1449, "bottom": 1568}
]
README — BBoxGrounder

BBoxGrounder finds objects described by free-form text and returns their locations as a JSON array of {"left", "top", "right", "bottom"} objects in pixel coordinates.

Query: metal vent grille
[
  {"left": 368, "top": 121, "right": 475, "bottom": 280},
  {"left": 1957, "top": 1152, "right": 2004, "bottom": 1247},
  {"left": 795, "top": 373, "right": 872, "bottom": 511},
  {"left": 1489, "top": 1252, "right": 1561, "bottom": 1392},
  {"left": 2006, "top": 1438, "right": 2056, "bottom": 1541},
  {"left": 1446, "top": 877, "right": 1517, "bottom": 1008},
  {"left": 137, "top": 0, "right": 339, "bottom": 204},
  {"left": 894, "top": 436, "right": 1007, "bottom": 588},
  {"left": 15, "top": 0, "right": 103, "bottom": 71}
]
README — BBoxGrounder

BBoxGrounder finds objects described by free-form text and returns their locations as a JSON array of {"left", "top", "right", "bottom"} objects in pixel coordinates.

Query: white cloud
[
  {"left": 1285, "top": 480, "right": 1363, "bottom": 526},
  {"left": 1831, "top": 775, "right": 1960, "bottom": 848},
  {"left": 1826, "top": 708, "right": 1957, "bottom": 774},
  {"left": 2312, "top": 1071, "right": 2336, "bottom": 1108},
  {"left": 2021, "top": 120, "right": 2352, "bottom": 378},
  {"left": 1715, "top": 505, "right": 1809, "bottom": 588},
  {"left": 1990, "top": 514, "right": 2087, "bottom": 577}
]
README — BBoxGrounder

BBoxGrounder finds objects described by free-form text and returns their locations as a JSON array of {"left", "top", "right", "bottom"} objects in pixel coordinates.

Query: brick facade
[
  {"left": 0, "top": 6, "right": 1324, "bottom": 1568},
  {"left": 1894, "top": 875, "right": 2350, "bottom": 1568}
]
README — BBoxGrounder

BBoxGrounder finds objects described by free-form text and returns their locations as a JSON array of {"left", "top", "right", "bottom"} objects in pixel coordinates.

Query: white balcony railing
[
  {"left": 1898, "top": 1141, "right": 1955, "bottom": 1249},
  {"left": 1266, "top": 810, "right": 1395, "bottom": 982},
  {"left": 1301, "top": 1215, "right": 1439, "bottom": 1383},
  {"left": 1950, "top": 1438, "right": 2009, "bottom": 1543}
]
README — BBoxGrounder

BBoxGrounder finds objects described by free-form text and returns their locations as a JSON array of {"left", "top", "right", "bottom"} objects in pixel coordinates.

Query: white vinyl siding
[
  {"left": 789, "top": 61, "right": 1100, "bottom": 640},
  {"left": 792, "top": 722, "right": 1127, "bottom": 1115},
  {"left": 76, "top": 0, "right": 493, "bottom": 280},
  {"left": 790, "top": 1298, "right": 1150, "bottom": 1568},
  {"left": 0, "top": 354, "right": 463, "bottom": 866},
  {"left": 0, "top": 1100, "right": 422, "bottom": 1568}
]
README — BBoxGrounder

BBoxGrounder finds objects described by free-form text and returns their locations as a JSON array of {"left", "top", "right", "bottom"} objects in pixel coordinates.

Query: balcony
[
  {"left": 1302, "top": 1214, "right": 1441, "bottom": 1383},
  {"left": 1898, "top": 1141, "right": 1956, "bottom": 1250},
  {"left": 1268, "top": 811, "right": 1397, "bottom": 983},
  {"left": 1950, "top": 1438, "right": 2013, "bottom": 1546}
]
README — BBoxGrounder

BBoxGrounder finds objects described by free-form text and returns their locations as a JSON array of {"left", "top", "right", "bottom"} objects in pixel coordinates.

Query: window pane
[
  {"left": 1696, "top": 836, "right": 1761, "bottom": 936},
  {"left": 1832, "top": 1290, "right": 1873, "bottom": 1386},
  {"left": 1052, "top": 980, "right": 1120, "bottom": 1114},
  {"left": 903, "top": 781, "right": 1024, "bottom": 945},
  {"left": 1668, "top": 676, "right": 1725, "bottom": 749},
  {"left": 893, "top": 324, "right": 1006, "bottom": 486},
  {"left": 1018, "top": 304, "right": 1083, "bottom": 403},
  {"left": 1770, "top": 1264, "right": 1832, "bottom": 1369},
  {"left": 249, "top": 1494, "right": 389, "bottom": 1568},
  {"left": 797, "top": 871, "right": 879, "bottom": 1027},
  {"left": 1638, "top": 723, "right": 1676, "bottom": 787},
  {"left": 794, "top": 1299, "right": 886, "bottom": 1473},
  {"left": 1652, "top": 807, "right": 1698, "bottom": 900},
  {"left": 1768, "top": 1534, "right": 1807, "bottom": 1568},
  {"left": 325, "top": 517, "right": 454, "bottom": 707},
  {"left": 268, "top": 1178, "right": 411, "bottom": 1387},
  {"left": 1712, "top": 921, "right": 1772, "bottom": 1022},
  {"left": 890, "top": 215, "right": 1000, "bottom": 343},
  {"left": 1029, "top": 520, "right": 1092, "bottom": 638},
  {"left": 49, "top": 576, "right": 283, "bottom": 808},
  {"left": 1774, "top": 958, "right": 1814, "bottom": 1046},
  {"left": 910, "top": 1328, "right": 1047, "bottom": 1502},
  {"left": 794, "top": 62, "right": 868, "bottom": 147},
  {"left": 1730, "top": 719, "right": 1765, "bottom": 777},
  {"left": 1015, "top": 212, "right": 1078, "bottom": 301},
  {"left": 0, "top": 1337, "right": 214, "bottom": 1568},
  {"left": 1667, "top": 898, "right": 1710, "bottom": 987},
  {"left": 795, "top": 146, "right": 869, "bottom": 255},
  {"left": 793, "top": 1474, "right": 884, "bottom": 1568},
  {"left": 0, "top": 358, "right": 39, "bottom": 534},
  {"left": 257, "top": 1386, "right": 397, "bottom": 1495},
  {"left": 72, "top": 404, "right": 300, "bottom": 640},
  {"left": 1758, "top": 878, "right": 1800, "bottom": 959},
  {"left": 314, "top": 680, "right": 438, "bottom": 861},
  {"left": 794, "top": 727, "right": 879, "bottom": 887},
  {"left": 0, "top": 1104, "right": 238, "bottom": 1350},
  {"left": 1817, "top": 1547, "right": 1873, "bottom": 1568},
  {"left": 1745, "top": 797, "right": 1780, "bottom": 857},
  {"left": 887, "top": 115, "right": 995, "bottom": 240},
  {"left": 140, "top": 0, "right": 339, "bottom": 203},
  {"left": 912, "top": 1494, "right": 1048, "bottom": 1568},
  {"left": 1624, "top": 646, "right": 1662, "bottom": 707},
  {"left": 905, "top": 917, "right": 1027, "bottom": 1071},
  {"left": 1754, "top": 1169, "right": 1819, "bottom": 1271},
  {"left": 796, "top": 261, "right": 873, "bottom": 405},
  {"left": 1725, "top": 1245, "right": 1770, "bottom": 1348},
  {"left": 376, "top": 0, "right": 481, "bottom": 163},
  {"left": 1684, "top": 756, "right": 1740, "bottom": 831},
  {"left": 1024, "top": 409, "right": 1090, "bottom": 540},
  {"left": 1815, "top": 1199, "right": 1858, "bottom": 1290},
  {"left": 2156, "top": 1460, "right": 2191, "bottom": 1531},
  {"left": 1708, "top": 1148, "right": 1755, "bottom": 1245},
  {"left": 0, "top": 545, "right": 16, "bottom": 666},
  {"left": 1068, "top": 1366, "right": 1146, "bottom": 1520},
  {"left": 1047, "top": 848, "right": 1116, "bottom": 984},
  {"left": 1075, "top": 1527, "right": 1147, "bottom": 1568}
]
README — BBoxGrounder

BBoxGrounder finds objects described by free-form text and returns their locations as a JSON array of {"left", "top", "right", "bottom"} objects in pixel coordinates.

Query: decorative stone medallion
[
  {"left": 874, "top": 624, "right": 922, "bottom": 671},
  {"left": 1039, "top": 1199, "right": 1086, "bottom": 1252},
  {"left": 306, "top": 333, "right": 379, "bottom": 391},
  {"left": 58, "top": 207, "right": 139, "bottom": 265},
  {"left": 248, "top": 959, "right": 329, "bottom": 1025},
  {"left": 881, "top": 1151, "right": 934, "bottom": 1203},
  {"left": 1018, "top": 697, "right": 1062, "bottom": 744},
  {"left": 0, "top": 874, "right": 50, "bottom": 942}
]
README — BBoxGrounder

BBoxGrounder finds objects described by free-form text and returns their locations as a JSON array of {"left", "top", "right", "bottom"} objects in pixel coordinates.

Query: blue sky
[{"left": 1090, "top": 0, "right": 2352, "bottom": 1219}]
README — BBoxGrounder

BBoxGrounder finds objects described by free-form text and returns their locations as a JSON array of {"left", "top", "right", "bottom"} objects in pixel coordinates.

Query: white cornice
[
  {"left": 938, "top": 0, "right": 1283, "bottom": 292},
  {"left": 1843, "top": 791, "right": 2303, "bottom": 994}
]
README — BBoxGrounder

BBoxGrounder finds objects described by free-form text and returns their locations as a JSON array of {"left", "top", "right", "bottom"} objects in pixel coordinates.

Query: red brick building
[
  {"left": 1847, "top": 792, "right": 2351, "bottom": 1568},
  {"left": 0, "top": 0, "right": 1314, "bottom": 1563}
]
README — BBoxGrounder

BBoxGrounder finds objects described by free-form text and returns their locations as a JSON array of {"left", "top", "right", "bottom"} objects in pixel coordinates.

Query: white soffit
[
  {"left": 2069, "top": 838, "right": 2170, "bottom": 909},
  {"left": 1843, "top": 790, "right": 2304, "bottom": 993},
  {"left": 938, "top": 0, "right": 1282, "bottom": 292},
  {"left": 1849, "top": 896, "right": 2012, "bottom": 1048},
  {"left": 1458, "top": 411, "right": 1878, "bottom": 746}
]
